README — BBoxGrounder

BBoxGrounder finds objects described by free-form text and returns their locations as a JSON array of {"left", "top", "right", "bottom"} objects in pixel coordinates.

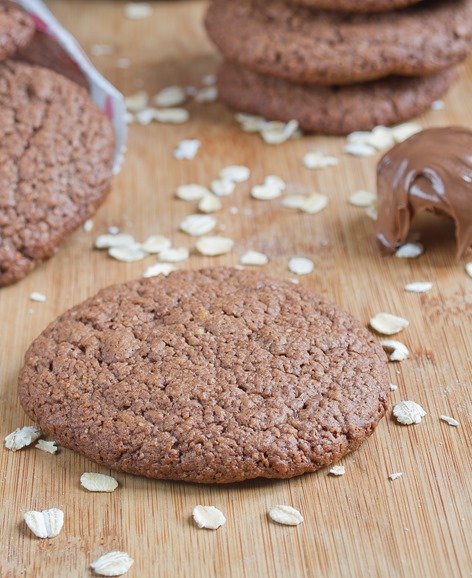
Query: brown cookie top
[
  {"left": 217, "top": 61, "right": 457, "bottom": 135},
  {"left": 0, "top": 0, "right": 35, "bottom": 61},
  {"left": 19, "top": 267, "right": 390, "bottom": 484},
  {"left": 0, "top": 60, "right": 115, "bottom": 286},
  {"left": 287, "top": 0, "right": 423, "bottom": 13},
  {"left": 205, "top": 0, "right": 472, "bottom": 86}
]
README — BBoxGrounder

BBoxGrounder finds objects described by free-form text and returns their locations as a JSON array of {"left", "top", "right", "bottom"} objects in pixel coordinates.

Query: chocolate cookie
[
  {"left": 0, "top": 60, "right": 115, "bottom": 286},
  {"left": 205, "top": 0, "right": 472, "bottom": 86},
  {"left": 286, "top": 0, "right": 423, "bottom": 13},
  {"left": 217, "top": 61, "right": 457, "bottom": 135},
  {"left": 19, "top": 267, "right": 390, "bottom": 484},
  {"left": 0, "top": 0, "right": 34, "bottom": 61}
]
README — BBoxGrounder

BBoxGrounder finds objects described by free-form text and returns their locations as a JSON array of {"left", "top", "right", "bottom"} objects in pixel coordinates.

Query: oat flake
[
  {"left": 158, "top": 247, "right": 189, "bottom": 262},
  {"left": 35, "top": 440, "right": 58, "bottom": 454},
  {"left": 180, "top": 214, "right": 216, "bottom": 236},
  {"left": 329, "top": 465, "right": 345, "bottom": 476},
  {"left": 235, "top": 113, "right": 266, "bottom": 133},
  {"left": 91, "top": 552, "right": 134, "bottom": 576},
  {"left": 288, "top": 257, "right": 314, "bottom": 276},
  {"left": 390, "top": 122, "right": 422, "bottom": 143},
  {"left": 251, "top": 183, "right": 282, "bottom": 200},
  {"left": 195, "top": 86, "right": 218, "bottom": 103},
  {"left": 30, "top": 292, "right": 46, "bottom": 302},
  {"left": 196, "top": 236, "right": 234, "bottom": 256},
  {"left": 192, "top": 505, "right": 226, "bottom": 530},
  {"left": 395, "top": 242, "right": 424, "bottom": 258},
  {"left": 393, "top": 400, "right": 426, "bottom": 425},
  {"left": 154, "top": 108, "right": 189, "bottom": 124},
  {"left": 281, "top": 195, "right": 306, "bottom": 210},
  {"left": 176, "top": 184, "right": 209, "bottom": 201},
  {"left": 143, "top": 263, "right": 176, "bottom": 278},
  {"left": 370, "top": 312, "right": 409, "bottom": 335},
  {"left": 389, "top": 383, "right": 398, "bottom": 391},
  {"left": 343, "top": 142, "right": 376, "bottom": 157},
  {"left": 404, "top": 281, "right": 433, "bottom": 293},
  {"left": 269, "top": 505, "right": 303, "bottom": 526},
  {"left": 108, "top": 245, "right": 148, "bottom": 263},
  {"left": 154, "top": 85, "right": 186, "bottom": 107},
  {"left": 302, "top": 151, "right": 338, "bottom": 170},
  {"left": 465, "top": 262, "right": 472, "bottom": 278},
  {"left": 240, "top": 250, "right": 269, "bottom": 266},
  {"left": 81, "top": 472, "right": 119, "bottom": 492},
  {"left": 365, "top": 205, "right": 378, "bottom": 221},
  {"left": 211, "top": 178, "right": 236, "bottom": 197},
  {"left": 440, "top": 415, "right": 459, "bottom": 427},
  {"left": 380, "top": 340, "right": 409, "bottom": 362},
  {"left": 348, "top": 190, "right": 376, "bottom": 207},
  {"left": 5, "top": 426, "right": 41, "bottom": 451},
  {"left": 173, "top": 139, "right": 201, "bottom": 160},
  {"left": 124, "top": 90, "right": 148, "bottom": 113},
  {"left": 140, "top": 235, "right": 172, "bottom": 254},
  {"left": 261, "top": 119, "right": 299, "bottom": 145},
  {"left": 24, "top": 508, "right": 64, "bottom": 539},
  {"left": 95, "top": 234, "right": 135, "bottom": 249},
  {"left": 220, "top": 165, "right": 250, "bottom": 183},
  {"left": 301, "top": 193, "right": 329, "bottom": 214},
  {"left": 124, "top": 2, "right": 152, "bottom": 19},
  {"left": 198, "top": 194, "right": 222, "bottom": 213},
  {"left": 389, "top": 472, "right": 403, "bottom": 481},
  {"left": 83, "top": 219, "right": 94, "bottom": 232}
]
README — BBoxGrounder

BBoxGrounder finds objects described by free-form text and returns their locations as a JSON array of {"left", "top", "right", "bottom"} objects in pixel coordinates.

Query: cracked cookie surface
[
  {"left": 19, "top": 268, "right": 389, "bottom": 483},
  {"left": 0, "top": 60, "right": 114, "bottom": 286}
]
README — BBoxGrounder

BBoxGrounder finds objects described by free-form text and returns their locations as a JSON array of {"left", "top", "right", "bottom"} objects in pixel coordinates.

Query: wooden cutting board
[{"left": 1, "top": 1, "right": 471, "bottom": 576}]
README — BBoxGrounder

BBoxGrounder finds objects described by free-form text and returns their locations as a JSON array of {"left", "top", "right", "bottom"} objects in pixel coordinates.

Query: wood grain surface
[{"left": 1, "top": 1, "right": 471, "bottom": 577}]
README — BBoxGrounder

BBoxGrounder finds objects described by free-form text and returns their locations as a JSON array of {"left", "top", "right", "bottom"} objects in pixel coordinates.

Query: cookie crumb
[
  {"left": 393, "top": 400, "right": 426, "bottom": 425},
  {"left": 91, "top": 552, "right": 134, "bottom": 576},
  {"left": 24, "top": 508, "right": 64, "bottom": 539},
  {"left": 269, "top": 505, "right": 303, "bottom": 526},
  {"left": 440, "top": 415, "right": 459, "bottom": 427},
  {"left": 81, "top": 472, "right": 119, "bottom": 492},
  {"left": 192, "top": 505, "right": 226, "bottom": 530},
  {"left": 5, "top": 426, "right": 41, "bottom": 451},
  {"left": 370, "top": 312, "right": 409, "bottom": 335}
]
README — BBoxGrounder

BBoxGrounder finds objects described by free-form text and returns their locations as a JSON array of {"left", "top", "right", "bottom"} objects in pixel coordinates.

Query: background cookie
[
  {"left": 0, "top": 0, "right": 34, "bottom": 61},
  {"left": 286, "top": 0, "right": 423, "bottom": 13},
  {"left": 19, "top": 267, "right": 390, "bottom": 484},
  {"left": 205, "top": 0, "right": 472, "bottom": 86},
  {"left": 217, "top": 61, "right": 457, "bottom": 135},
  {"left": 0, "top": 60, "right": 115, "bottom": 286}
]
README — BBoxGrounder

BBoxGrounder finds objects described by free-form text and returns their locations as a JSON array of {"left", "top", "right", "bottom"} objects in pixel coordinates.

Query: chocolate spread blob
[{"left": 376, "top": 126, "right": 472, "bottom": 258}]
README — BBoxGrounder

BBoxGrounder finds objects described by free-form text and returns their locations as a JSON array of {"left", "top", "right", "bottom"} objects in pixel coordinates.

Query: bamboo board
[{"left": 1, "top": 1, "right": 471, "bottom": 576}]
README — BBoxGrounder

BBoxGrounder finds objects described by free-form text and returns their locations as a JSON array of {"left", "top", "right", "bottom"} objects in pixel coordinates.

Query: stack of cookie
[
  {"left": 0, "top": 1, "right": 115, "bottom": 286},
  {"left": 205, "top": 0, "right": 472, "bottom": 134}
]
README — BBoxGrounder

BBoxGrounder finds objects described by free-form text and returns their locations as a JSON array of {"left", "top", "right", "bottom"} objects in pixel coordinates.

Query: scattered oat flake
[
  {"left": 95, "top": 233, "right": 135, "bottom": 249},
  {"left": 288, "top": 257, "right": 314, "bottom": 276},
  {"left": 192, "top": 505, "right": 226, "bottom": 530},
  {"left": 115, "top": 57, "right": 130, "bottom": 69},
  {"left": 140, "top": 235, "right": 171, "bottom": 254},
  {"left": 124, "top": 111, "right": 134, "bottom": 124},
  {"left": 83, "top": 219, "right": 94, "bottom": 232},
  {"left": 440, "top": 415, "right": 460, "bottom": 427},
  {"left": 404, "top": 281, "right": 433, "bottom": 293},
  {"left": 196, "top": 236, "right": 234, "bottom": 256},
  {"left": 91, "top": 552, "right": 134, "bottom": 576},
  {"left": 302, "top": 150, "right": 338, "bottom": 170},
  {"left": 158, "top": 247, "right": 189, "bottom": 262},
  {"left": 24, "top": 508, "right": 64, "bottom": 539},
  {"left": 348, "top": 190, "right": 376, "bottom": 207},
  {"left": 395, "top": 242, "right": 424, "bottom": 258},
  {"left": 370, "top": 312, "right": 409, "bottom": 335},
  {"left": 195, "top": 86, "right": 218, "bottom": 103},
  {"left": 202, "top": 73, "right": 216, "bottom": 85},
  {"left": 281, "top": 195, "right": 306, "bottom": 210},
  {"left": 211, "top": 178, "right": 236, "bottom": 197},
  {"left": 329, "top": 465, "right": 345, "bottom": 476},
  {"left": 240, "top": 250, "right": 269, "bottom": 266},
  {"left": 124, "top": 2, "right": 152, "bottom": 19},
  {"left": 301, "top": 193, "right": 329, "bottom": 214},
  {"left": 35, "top": 440, "right": 57, "bottom": 454},
  {"left": 393, "top": 400, "right": 427, "bottom": 425},
  {"left": 154, "top": 108, "right": 189, "bottom": 124},
  {"left": 81, "top": 472, "right": 118, "bottom": 492},
  {"left": 344, "top": 142, "right": 376, "bottom": 157},
  {"left": 143, "top": 263, "right": 176, "bottom": 278},
  {"left": 220, "top": 165, "right": 250, "bottom": 183},
  {"left": 261, "top": 119, "right": 299, "bottom": 145},
  {"left": 269, "top": 505, "right": 303, "bottom": 526},
  {"left": 90, "top": 44, "right": 115, "bottom": 56},
  {"left": 124, "top": 90, "right": 148, "bottom": 113},
  {"left": 134, "top": 107, "right": 156, "bottom": 125},
  {"left": 180, "top": 214, "right": 216, "bottom": 236},
  {"left": 390, "top": 383, "right": 398, "bottom": 391},
  {"left": 176, "top": 184, "right": 209, "bottom": 202},
  {"left": 154, "top": 85, "right": 186, "bottom": 107},
  {"left": 173, "top": 139, "right": 200, "bottom": 160},
  {"left": 265, "top": 175, "right": 286, "bottom": 191},
  {"left": 30, "top": 292, "right": 46, "bottom": 302},
  {"left": 109, "top": 245, "right": 147, "bottom": 263},
  {"left": 465, "top": 262, "right": 472, "bottom": 278},
  {"left": 380, "top": 339, "right": 409, "bottom": 362},
  {"left": 108, "top": 226, "right": 120, "bottom": 235},
  {"left": 198, "top": 194, "right": 222, "bottom": 213},
  {"left": 389, "top": 472, "right": 403, "bottom": 481},
  {"left": 5, "top": 426, "right": 41, "bottom": 451},
  {"left": 235, "top": 113, "right": 266, "bottom": 133},
  {"left": 251, "top": 183, "right": 282, "bottom": 201},
  {"left": 366, "top": 205, "right": 378, "bottom": 221},
  {"left": 390, "top": 122, "right": 422, "bottom": 143}
]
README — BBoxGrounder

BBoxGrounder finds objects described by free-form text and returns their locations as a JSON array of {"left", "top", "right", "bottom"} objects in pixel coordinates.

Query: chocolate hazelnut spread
[{"left": 376, "top": 126, "right": 472, "bottom": 259}]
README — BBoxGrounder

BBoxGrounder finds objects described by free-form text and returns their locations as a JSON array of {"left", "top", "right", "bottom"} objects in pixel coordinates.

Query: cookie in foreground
[{"left": 19, "top": 268, "right": 390, "bottom": 483}]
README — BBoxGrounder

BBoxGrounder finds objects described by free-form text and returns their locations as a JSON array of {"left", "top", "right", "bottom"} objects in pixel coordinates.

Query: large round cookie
[
  {"left": 0, "top": 60, "right": 115, "bottom": 286},
  {"left": 205, "top": 0, "right": 472, "bottom": 86},
  {"left": 19, "top": 268, "right": 390, "bottom": 484},
  {"left": 287, "top": 0, "right": 423, "bottom": 13},
  {"left": 0, "top": 0, "right": 34, "bottom": 61},
  {"left": 218, "top": 61, "right": 457, "bottom": 135}
]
